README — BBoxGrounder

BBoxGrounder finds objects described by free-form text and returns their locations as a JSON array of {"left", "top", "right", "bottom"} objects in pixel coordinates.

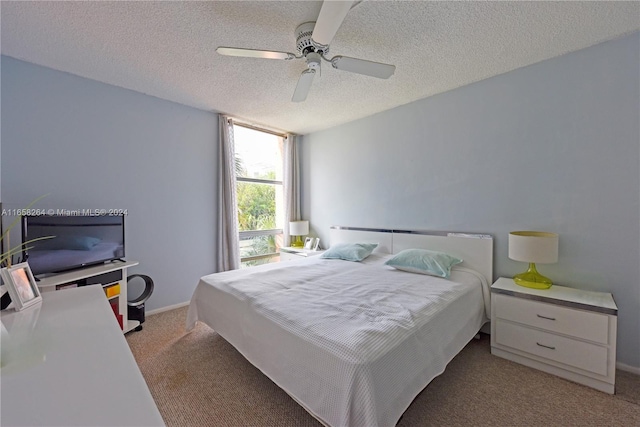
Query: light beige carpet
[{"left": 126, "top": 306, "right": 640, "bottom": 426}]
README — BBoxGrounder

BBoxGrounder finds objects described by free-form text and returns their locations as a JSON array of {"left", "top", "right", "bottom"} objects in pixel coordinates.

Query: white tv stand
[{"left": 36, "top": 260, "right": 140, "bottom": 334}]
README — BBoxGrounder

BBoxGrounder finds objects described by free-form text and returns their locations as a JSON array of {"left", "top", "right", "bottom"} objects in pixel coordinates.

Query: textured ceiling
[{"left": 2, "top": 1, "right": 639, "bottom": 134}]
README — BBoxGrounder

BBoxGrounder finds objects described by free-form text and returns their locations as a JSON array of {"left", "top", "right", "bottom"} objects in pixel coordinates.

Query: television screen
[{"left": 22, "top": 215, "right": 125, "bottom": 276}]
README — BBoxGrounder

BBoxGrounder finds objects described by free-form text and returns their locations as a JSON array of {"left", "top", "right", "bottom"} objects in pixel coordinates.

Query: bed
[{"left": 187, "top": 227, "right": 493, "bottom": 427}]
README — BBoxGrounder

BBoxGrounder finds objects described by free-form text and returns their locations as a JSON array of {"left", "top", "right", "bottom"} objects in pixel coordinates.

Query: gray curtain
[
  {"left": 215, "top": 115, "right": 240, "bottom": 271},
  {"left": 283, "top": 134, "right": 301, "bottom": 246}
]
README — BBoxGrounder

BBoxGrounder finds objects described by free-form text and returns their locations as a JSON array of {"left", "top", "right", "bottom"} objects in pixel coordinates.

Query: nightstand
[
  {"left": 279, "top": 246, "right": 325, "bottom": 261},
  {"left": 490, "top": 277, "right": 617, "bottom": 394}
]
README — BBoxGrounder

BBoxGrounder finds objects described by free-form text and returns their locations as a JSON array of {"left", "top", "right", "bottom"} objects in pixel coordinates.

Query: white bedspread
[{"left": 186, "top": 254, "right": 488, "bottom": 427}]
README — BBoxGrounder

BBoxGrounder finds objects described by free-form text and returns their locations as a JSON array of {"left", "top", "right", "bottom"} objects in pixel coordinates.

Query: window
[{"left": 234, "top": 124, "right": 284, "bottom": 267}]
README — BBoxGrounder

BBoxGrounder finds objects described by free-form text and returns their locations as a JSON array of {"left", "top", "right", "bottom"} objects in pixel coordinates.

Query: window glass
[
  {"left": 234, "top": 124, "right": 284, "bottom": 267},
  {"left": 234, "top": 126, "right": 283, "bottom": 181}
]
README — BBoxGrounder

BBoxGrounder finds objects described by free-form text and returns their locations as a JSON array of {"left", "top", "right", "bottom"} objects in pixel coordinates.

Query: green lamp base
[
  {"left": 513, "top": 263, "right": 553, "bottom": 289},
  {"left": 290, "top": 236, "right": 304, "bottom": 248}
]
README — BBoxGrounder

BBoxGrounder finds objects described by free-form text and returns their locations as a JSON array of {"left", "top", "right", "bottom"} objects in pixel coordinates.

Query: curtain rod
[{"left": 229, "top": 120, "right": 289, "bottom": 138}]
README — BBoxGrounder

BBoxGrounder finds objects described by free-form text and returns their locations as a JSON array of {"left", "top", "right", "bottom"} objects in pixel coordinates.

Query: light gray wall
[
  {"left": 302, "top": 33, "right": 640, "bottom": 368},
  {"left": 1, "top": 56, "right": 218, "bottom": 311}
]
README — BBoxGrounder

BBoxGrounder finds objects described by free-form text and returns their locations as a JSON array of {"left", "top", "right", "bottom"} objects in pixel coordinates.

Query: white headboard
[
  {"left": 328, "top": 227, "right": 393, "bottom": 254},
  {"left": 329, "top": 226, "right": 493, "bottom": 285}
]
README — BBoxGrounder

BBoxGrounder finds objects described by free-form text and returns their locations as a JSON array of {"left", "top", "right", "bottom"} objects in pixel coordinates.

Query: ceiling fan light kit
[{"left": 215, "top": 0, "right": 395, "bottom": 103}]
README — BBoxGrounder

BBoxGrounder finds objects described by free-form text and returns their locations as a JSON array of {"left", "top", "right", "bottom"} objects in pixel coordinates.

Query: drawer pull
[
  {"left": 536, "top": 314, "right": 556, "bottom": 321},
  {"left": 536, "top": 342, "right": 556, "bottom": 350}
]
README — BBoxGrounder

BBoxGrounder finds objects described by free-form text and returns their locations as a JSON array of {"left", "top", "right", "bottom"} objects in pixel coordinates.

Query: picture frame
[
  {"left": 303, "top": 237, "right": 314, "bottom": 250},
  {"left": 1, "top": 262, "right": 42, "bottom": 311},
  {"left": 312, "top": 238, "right": 321, "bottom": 251}
]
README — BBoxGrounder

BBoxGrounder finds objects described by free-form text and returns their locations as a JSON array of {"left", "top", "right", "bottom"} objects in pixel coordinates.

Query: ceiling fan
[{"left": 216, "top": 1, "right": 396, "bottom": 102}]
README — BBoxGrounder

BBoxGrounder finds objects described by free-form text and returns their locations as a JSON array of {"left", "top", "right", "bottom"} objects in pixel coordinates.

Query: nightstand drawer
[
  {"left": 494, "top": 294, "right": 609, "bottom": 344},
  {"left": 495, "top": 321, "right": 608, "bottom": 376}
]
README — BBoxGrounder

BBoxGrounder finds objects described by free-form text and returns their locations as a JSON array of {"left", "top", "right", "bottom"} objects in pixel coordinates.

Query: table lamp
[
  {"left": 289, "top": 221, "right": 309, "bottom": 248},
  {"left": 508, "top": 231, "right": 559, "bottom": 289}
]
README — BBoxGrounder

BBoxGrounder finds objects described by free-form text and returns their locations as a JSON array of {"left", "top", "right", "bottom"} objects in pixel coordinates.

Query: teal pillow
[
  {"left": 385, "top": 249, "right": 462, "bottom": 279},
  {"left": 320, "top": 243, "right": 378, "bottom": 262}
]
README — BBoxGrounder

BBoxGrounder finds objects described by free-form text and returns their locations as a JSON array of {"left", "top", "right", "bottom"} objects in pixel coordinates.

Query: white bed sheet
[{"left": 186, "top": 254, "right": 488, "bottom": 427}]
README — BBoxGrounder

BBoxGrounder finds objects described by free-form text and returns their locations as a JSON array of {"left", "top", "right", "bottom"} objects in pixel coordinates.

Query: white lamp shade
[
  {"left": 289, "top": 221, "right": 309, "bottom": 236},
  {"left": 509, "top": 231, "right": 558, "bottom": 264}
]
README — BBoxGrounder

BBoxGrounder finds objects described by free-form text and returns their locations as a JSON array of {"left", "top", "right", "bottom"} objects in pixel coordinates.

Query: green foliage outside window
[
  {"left": 236, "top": 161, "right": 279, "bottom": 266},
  {"left": 240, "top": 235, "right": 276, "bottom": 267},
  {"left": 236, "top": 172, "right": 276, "bottom": 232}
]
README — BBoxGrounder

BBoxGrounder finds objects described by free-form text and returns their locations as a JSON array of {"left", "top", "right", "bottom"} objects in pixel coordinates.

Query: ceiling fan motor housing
[{"left": 295, "top": 22, "right": 329, "bottom": 56}]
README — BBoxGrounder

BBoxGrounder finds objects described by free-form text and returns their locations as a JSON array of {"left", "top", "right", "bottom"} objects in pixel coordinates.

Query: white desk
[{"left": 1, "top": 286, "right": 164, "bottom": 426}]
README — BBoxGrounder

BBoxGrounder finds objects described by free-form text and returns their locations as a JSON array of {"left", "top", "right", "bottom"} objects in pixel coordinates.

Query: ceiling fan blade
[
  {"left": 311, "top": 1, "right": 354, "bottom": 48},
  {"left": 216, "top": 47, "right": 296, "bottom": 60},
  {"left": 331, "top": 56, "right": 396, "bottom": 79},
  {"left": 292, "top": 69, "right": 316, "bottom": 103}
]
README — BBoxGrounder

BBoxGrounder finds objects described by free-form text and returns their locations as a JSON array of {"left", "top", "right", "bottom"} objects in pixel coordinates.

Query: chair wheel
[{"left": 135, "top": 325, "right": 143, "bottom": 332}]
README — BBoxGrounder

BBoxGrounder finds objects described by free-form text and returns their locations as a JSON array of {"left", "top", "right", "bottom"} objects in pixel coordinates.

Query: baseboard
[
  {"left": 146, "top": 301, "right": 190, "bottom": 316},
  {"left": 616, "top": 361, "right": 640, "bottom": 375}
]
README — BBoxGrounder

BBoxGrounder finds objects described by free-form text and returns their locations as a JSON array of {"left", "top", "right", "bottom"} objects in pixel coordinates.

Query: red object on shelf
[{"left": 109, "top": 301, "right": 122, "bottom": 329}]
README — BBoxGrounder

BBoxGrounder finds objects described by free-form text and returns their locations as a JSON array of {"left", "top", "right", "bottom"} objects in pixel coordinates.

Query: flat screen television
[{"left": 22, "top": 214, "right": 125, "bottom": 276}]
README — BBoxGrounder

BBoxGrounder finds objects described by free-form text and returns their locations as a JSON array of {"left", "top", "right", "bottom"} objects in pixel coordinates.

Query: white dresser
[
  {"left": 0, "top": 286, "right": 164, "bottom": 426},
  {"left": 490, "top": 277, "right": 617, "bottom": 394}
]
